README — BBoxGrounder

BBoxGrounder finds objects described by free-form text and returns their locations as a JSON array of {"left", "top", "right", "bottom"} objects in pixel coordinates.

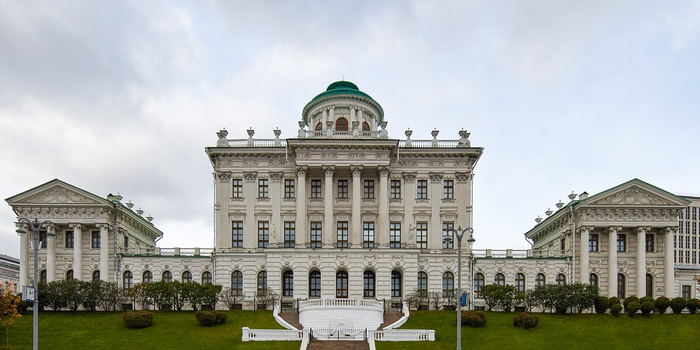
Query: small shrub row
[
  {"left": 460, "top": 311, "right": 486, "bottom": 327},
  {"left": 513, "top": 312, "right": 539, "bottom": 329},
  {"left": 196, "top": 311, "right": 228, "bottom": 327},
  {"left": 123, "top": 310, "right": 154, "bottom": 329}
]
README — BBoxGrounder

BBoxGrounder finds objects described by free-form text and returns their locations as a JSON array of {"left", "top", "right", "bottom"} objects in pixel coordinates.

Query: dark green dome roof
[{"left": 302, "top": 81, "right": 384, "bottom": 124}]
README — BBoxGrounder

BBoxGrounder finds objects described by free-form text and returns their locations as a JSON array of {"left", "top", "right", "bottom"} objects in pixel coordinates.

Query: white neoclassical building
[{"left": 6, "top": 81, "right": 699, "bottom": 307}]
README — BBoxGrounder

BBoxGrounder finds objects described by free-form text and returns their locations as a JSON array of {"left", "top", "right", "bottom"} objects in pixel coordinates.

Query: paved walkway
[
  {"left": 379, "top": 312, "right": 403, "bottom": 329},
  {"left": 307, "top": 341, "right": 370, "bottom": 350},
  {"left": 279, "top": 312, "right": 303, "bottom": 329}
]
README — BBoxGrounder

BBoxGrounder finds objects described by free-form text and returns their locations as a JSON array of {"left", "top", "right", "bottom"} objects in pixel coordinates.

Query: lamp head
[
  {"left": 15, "top": 226, "right": 26, "bottom": 236},
  {"left": 46, "top": 224, "right": 56, "bottom": 238},
  {"left": 442, "top": 232, "right": 453, "bottom": 244}
]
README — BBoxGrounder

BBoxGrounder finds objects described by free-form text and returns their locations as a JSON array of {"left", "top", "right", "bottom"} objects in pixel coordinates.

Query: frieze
[
  {"left": 320, "top": 153, "right": 338, "bottom": 159},
  {"left": 348, "top": 153, "right": 365, "bottom": 159},
  {"left": 268, "top": 159, "right": 288, "bottom": 166},
  {"left": 218, "top": 160, "right": 236, "bottom": 166},
  {"left": 376, "top": 153, "right": 390, "bottom": 159},
  {"left": 454, "top": 160, "right": 470, "bottom": 167},
  {"left": 592, "top": 188, "right": 673, "bottom": 206},
  {"left": 242, "top": 160, "right": 259, "bottom": 166},
  {"left": 25, "top": 188, "right": 101, "bottom": 205},
  {"left": 296, "top": 153, "right": 311, "bottom": 159},
  {"left": 398, "top": 161, "right": 418, "bottom": 167},
  {"left": 427, "top": 161, "right": 445, "bottom": 167}
]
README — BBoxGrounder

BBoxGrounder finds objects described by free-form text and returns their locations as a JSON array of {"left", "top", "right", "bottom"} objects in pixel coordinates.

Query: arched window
[
  {"left": 474, "top": 273, "right": 485, "bottom": 297},
  {"left": 162, "top": 271, "right": 172, "bottom": 283},
  {"left": 142, "top": 270, "right": 153, "bottom": 283},
  {"left": 589, "top": 274, "right": 598, "bottom": 286},
  {"left": 494, "top": 273, "right": 505, "bottom": 286},
  {"left": 309, "top": 271, "right": 321, "bottom": 298},
  {"left": 231, "top": 271, "right": 243, "bottom": 296},
  {"left": 336, "top": 271, "right": 349, "bottom": 298},
  {"left": 535, "top": 273, "right": 546, "bottom": 287},
  {"left": 39, "top": 270, "right": 47, "bottom": 284},
  {"left": 315, "top": 122, "right": 323, "bottom": 131},
  {"left": 417, "top": 272, "right": 428, "bottom": 295},
  {"left": 391, "top": 271, "right": 402, "bottom": 298},
  {"left": 556, "top": 273, "right": 566, "bottom": 286},
  {"left": 182, "top": 271, "right": 193, "bottom": 283},
  {"left": 66, "top": 270, "right": 74, "bottom": 281},
  {"left": 442, "top": 272, "right": 455, "bottom": 297},
  {"left": 283, "top": 271, "right": 294, "bottom": 297},
  {"left": 202, "top": 271, "right": 212, "bottom": 285},
  {"left": 92, "top": 270, "right": 100, "bottom": 281},
  {"left": 123, "top": 271, "right": 133, "bottom": 289},
  {"left": 363, "top": 271, "right": 375, "bottom": 298},
  {"left": 617, "top": 274, "right": 626, "bottom": 299},
  {"left": 515, "top": 273, "right": 525, "bottom": 293},
  {"left": 362, "top": 122, "right": 370, "bottom": 131},
  {"left": 646, "top": 274, "right": 653, "bottom": 298},
  {"left": 336, "top": 117, "right": 348, "bottom": 131},
  {"left": 257, "top": 271, "right": 267, "bottom": 295}
]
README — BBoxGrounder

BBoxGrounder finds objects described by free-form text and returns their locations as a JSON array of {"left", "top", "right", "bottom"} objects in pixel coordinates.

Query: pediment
[
  {"left": 6, "top": 179, "right": 105, "bottom": 206},
  {"left": 584, "top": 179, "right": 689, "bottom": 208}
]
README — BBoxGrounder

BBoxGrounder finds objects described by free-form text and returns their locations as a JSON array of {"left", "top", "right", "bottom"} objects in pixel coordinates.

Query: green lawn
[
  {"left": 377, "top": 311, "right": 700, "bottom": 350},
  {"left": 4, "top": 310, "right": 298, "bottom": 350}
]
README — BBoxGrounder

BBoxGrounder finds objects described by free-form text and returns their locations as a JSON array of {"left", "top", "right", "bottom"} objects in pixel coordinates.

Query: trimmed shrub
[
  {"left": 611, "top": 304, "right": 623, "bottom": 317},
  {"left": 609, "top": 297, "right": 621, "bottom": 306},
  {"left": 670, "top": 297, "right": 686, "bottom": 314},
  {"left": 639, "top": 296, "right": 654, "bottom": 305},
  {"left": 623, "top": 296, "right": 639, "bottom": 311},
  {"left": 513, "top": 312, "right": 539, "bottom": 330},
  {"left": 513, "top": 315, "right": 521, "bottom": 326},
  {"left": 123, "top": 311, "right": 154, "bottom": 329},
  {"left": 196, "top": 311, "right": 217, "bottom": 327},
  {"left": 626, "top": 302, "right": 640, "bottom": 317},
  {"left": 594, "top": 296, "right": 610, "bottom": 314},
  {"left": 655, "top": 296, "right": 670, "bottom": 314},
  {"left": 215, "top": 311, "right": 228, "bottom": 324},
  {"left": 460, "top": 311, "right": 486, "bottom": 328},
  {"left": 640, "top": 301, "right": 654, "bottom": 316},
  {"left": 686, "top": 299, "right": 699, "bottom": 314}
]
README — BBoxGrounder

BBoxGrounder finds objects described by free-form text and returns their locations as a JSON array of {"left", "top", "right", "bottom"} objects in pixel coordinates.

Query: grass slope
[
  {"left": 5, "top": 310, "right": 298, "bottom": 350},
  {"left": 377, "top": 311, "right": 700, "bottom": 350}
]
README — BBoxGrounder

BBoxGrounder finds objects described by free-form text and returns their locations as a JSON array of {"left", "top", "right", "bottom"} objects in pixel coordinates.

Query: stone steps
[
  {"left": 279, "top": 312, "right": 303, "bottom": 329},
  {"left": 378, "top": 312, "right": 403, "bottom": 329},
  {"left": 307, "top": 340, "right": 370, "bottom": 350}
]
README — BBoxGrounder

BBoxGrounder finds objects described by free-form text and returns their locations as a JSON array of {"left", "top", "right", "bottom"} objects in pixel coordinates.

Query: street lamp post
[
  {"left": 443, "top": 226, "right": 474, "bottom": 350},
  {"left": 16, "top": 218, "right": 55, "bottom": 350}
]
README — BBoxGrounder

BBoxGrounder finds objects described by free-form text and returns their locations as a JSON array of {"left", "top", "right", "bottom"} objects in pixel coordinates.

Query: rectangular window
[
  {"left": 284, "top": 221, "right": 295, "bottom": 248},
  {"left": 390, "top": 180, "right": 401, "bottom": 199},
  {"left": 416, "top": 222, "right": 428, "bottom": 249},
  {"left": 417, "top": 180, "right": 428, "bottom": 199},
  {"left": 310, "top": 222, "right": 322, "bottom": 248},
  {"left": 364, "top": 180, "right": 375, "bottom": 199},
  {"left": 124, "top": 235, "right": 129, "bottom": 248},
  {"left": 693, "top": 207, "right": 697, "bottom": 220},
  {"left": 682, "top": 285, "right": 691, "bottom": 300},
  {"left": 91, "top": 231, "right": 100, "bottom": 248},
  {"left": 39, "top": 231, "right": 47, "bottom": 248},
  {"left": 443, "top": 180, "right": 454, "bottom": 199},
  {"left": 645, "top": 233, "right": 654, "bottom": 252},
  {"left": 232, "top": 221, "right": 243, "bottom": 248},
  {"left": 258, "top": 221, "right": 269, "bottom": 248},
  {"left": 65, "top": 231, "right": 74, "bottom": 249},
  {"left": 561, "top": 239, "right": 566, "bottom": 252},
  {"left": 337, "top": 221, "right": 348, "bottom": 248},
  {"left": 442, "top": 222, "right": 454, "bottom": 249},
  {"left": 311, "top": 179, "right": 322, "bottom": 198},
  {"left": 589, "top": 234, "right": 599, "bottom": 252},
  {"left": 258, "top": 179, "right": 269, "bottom": 198},
  {"left": 232, "top": 179, "right": 243, "bottom": 198},
  {"left": 687, "top": 235, "right": 691, "bottom": 249},
  {"left": 617, "top": 234, "right": 626, "bottom": 252},
  {"left": 363, "top": 222, "right": 375, "bottom": 248},
  {"left": 284, "top": 179, "right": 295, "bottom": 198},
  {"left": 337, "top": 179, "right": 348, "bottom": 198},
  {"left": 390, "top": 222, "right": 401, "bottom": 248}
]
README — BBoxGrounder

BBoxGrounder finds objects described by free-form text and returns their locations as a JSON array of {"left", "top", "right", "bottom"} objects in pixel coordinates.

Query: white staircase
[{"left": 298, "top": 299, "right": 384, "bottom": 331}]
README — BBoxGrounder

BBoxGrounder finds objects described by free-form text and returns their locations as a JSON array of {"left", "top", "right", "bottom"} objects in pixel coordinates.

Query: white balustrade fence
[
  {"left": 241, "top": 327, "right": 306, "bottom": 342},
  {"left": 311, "top": 328, "right": 367, "bottom": 341},
  {"left": 371, "top": 329, "right": 435, "bottom": 342}
]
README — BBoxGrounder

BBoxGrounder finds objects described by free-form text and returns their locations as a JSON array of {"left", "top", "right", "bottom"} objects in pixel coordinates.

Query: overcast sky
[{"left": 2, "top": 1, "right": 700, "bottom": 257}]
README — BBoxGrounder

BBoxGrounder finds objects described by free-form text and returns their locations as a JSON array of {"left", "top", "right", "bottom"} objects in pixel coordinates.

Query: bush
[
  {"left": 123, "top": 311, "right": 154, "bottom": 329},
  {"left": 594, "top": 296, "right": 609, "bottom": 314},
  {"left": 640, "top": 301, "right": 654, "bottom": 316},
  {"left": 623, "top": 296, "right": 639, "bottom": 311},
  {"left": 215, "top": 311, "right": 228, "bottom": 324},
  {"left": 626, "top": 302, "right": 640, "bottom": 317},
  {"left": 639, "top": 296, "right": 654, "bottom": 305},
  {"left": 196, "top": 311, "right": 217, "bottom": 327},
  {"left": 513, "top": 312, "right": 538, "bottom": 329},
  {"left": 609, "top": 297, "right": 620, "bottom": 306},
  {"left": 686, "top": 299, "right": 699, "bottom": 314},
  {"left": 460, "top": 310, "right": 486, "bottom": 328},
  {"left": 670, "top": 297, "right": 686, "bottom": 314},
  {"left": 655, "top": 296, "right": 670, "bottom": 314},
  {"left": 611, "top": 304, "right": 623, "bottom": 317}
]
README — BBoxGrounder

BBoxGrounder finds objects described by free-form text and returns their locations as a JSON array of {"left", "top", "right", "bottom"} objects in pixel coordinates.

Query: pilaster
[
  {"left": 70, "top": 223, "right": 83, "bottom": 280},
  {"left": 351, "top": 166, "right": 363, "bottom": 248},
  {"left": 295, "top": 167, "right": 307, "bottom": 247},
  {"left": 323, "top": 166, "right": 335, "bottom": 248}
]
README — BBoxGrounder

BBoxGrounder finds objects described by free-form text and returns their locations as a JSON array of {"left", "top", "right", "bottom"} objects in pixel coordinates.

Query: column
[
  {"left": 270, "top": 173, "right": 283, "bottom": 247},
  {"left": 349, "top": 106, "right": 356, "bottom": 122},
  {"left": 608, "top": 226, "right": 619, "bottom": 297},
  {"left": 665, "top": 227, "right": 675, "bottom": 297},
  {"left": 637, "top": 227, "right": 647, "bottom": 297},
  {"left": 377, "top": 167, "right": 390, "bottom": 248},
  {"left": 357, "top": 108, "right": 363, "bottom": 122},
  {"left": 322, "top": 109, "right": 328, "bottom": 130},
  {"left": 455, "top": 173, "right": 470, "bottom": 228},
  {"left": 99, "top": 224, "right": 110, "bottom": 282},
  {"left": 243, "top": 172, "right": 257, "bottom": 249},
  {"left": 214, "top": 172, "right": 232, "bottom": 249},
  {"left": 351, "top": 166, "right": 363, "bottom": 248},
  {"left": 323, "top": 166, "right": 335, "bottom": 248},
  {"left": 295, "top": 167, "right": 307, "bottom": 247},
  {"left": 429, "top": 173, "right": 442, "bottom": 250},
  {"left": 47, "top": 225, "right": 56, "bottom": 282},
  {"left": 71, "top": 224, "right": 83, "bottom": 280},
  {"left": 580, "top": 226, "right": 590, "bottom": 284},
  {"left": 19, "top": 229, "right": 29, "bottom": 288},
  {"left": 403, "top": 173, "right": 416, "bottom": 248}
]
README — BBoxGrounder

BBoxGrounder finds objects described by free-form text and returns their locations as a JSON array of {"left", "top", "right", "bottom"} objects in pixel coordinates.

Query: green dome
[{"left": 302, "top": 81, "right": 384, "bottom": 124}]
